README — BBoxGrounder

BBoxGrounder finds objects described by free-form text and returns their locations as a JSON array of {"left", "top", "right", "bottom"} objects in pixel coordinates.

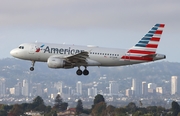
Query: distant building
[
  {"left": 76, "top": 81, "right": 82, "bottom": 95},
  {"left": 109, "top": 81, "right": 119, "bottom": 95},
  {"left": 142, "top": 81, "right": 148, "bottom": 96},
  {"left": 35, "top": 83, "right": 43, "bottom": 96},
  {"left": 15, "top": 82, "right": 22, "bottom": 96},
  {"left": 148, "top": 83, "right": 157, "bottom": 94},
  {"left": 171, "top": 76, "right": 178, "bottom": 95},
  {"left": 131, "top": 78, "right": 141, "bottom": 97},
  {"left": 22, "top": 79, "right": 29, "bottom": 97},
  {"left": 88, "top": 87, "right": 97, "bottom": 97},
  {"left": 0, "top": 78, "right": 6, "bottom": 97},
  {"left": 9, "top": 88, "right": 15, "bottom": 95},
  {"left": 156, "top": 87, "right": 163, "bottom": 94},
  {"left": 126, "top": 89, "right": 132, "bottom": 97},
  {"left": 54, "top": 81, "right": 63, "bottom": 94}
]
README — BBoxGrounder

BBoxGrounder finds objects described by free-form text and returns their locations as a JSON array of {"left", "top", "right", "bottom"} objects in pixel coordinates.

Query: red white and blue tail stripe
[{"left": 121, "top": 24, "right": 165, "bottom": 61}]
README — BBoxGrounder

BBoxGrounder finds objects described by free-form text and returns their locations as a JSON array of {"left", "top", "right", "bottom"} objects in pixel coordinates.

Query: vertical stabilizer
[{"left": 121, "top": 24, "right": 165, "bottom": 61}]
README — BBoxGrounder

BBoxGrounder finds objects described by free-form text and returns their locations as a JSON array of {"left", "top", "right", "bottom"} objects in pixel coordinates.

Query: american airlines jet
[{"left": 10, "top": 24, "right": 166, "bottom": 76}]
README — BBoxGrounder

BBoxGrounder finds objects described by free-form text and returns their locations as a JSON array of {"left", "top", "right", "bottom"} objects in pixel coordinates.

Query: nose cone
[{"left": 10, "top": 49, "right": 18, "bottom": 58}]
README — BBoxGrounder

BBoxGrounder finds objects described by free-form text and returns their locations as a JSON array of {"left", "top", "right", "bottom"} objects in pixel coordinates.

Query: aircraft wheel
[
  {"left": 76, "top": 69, "right": 82, "bottom": 75},
  {"left": 83, "top": 69, "right": 89, "bottom": 76},
  {"left": 30, "top": 67, "right": 34, "bottom": 71}
]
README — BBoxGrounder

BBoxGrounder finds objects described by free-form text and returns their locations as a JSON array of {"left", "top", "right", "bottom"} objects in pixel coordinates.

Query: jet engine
[{"left": 47, "top": 57, "right": 65, "bottom": 68}]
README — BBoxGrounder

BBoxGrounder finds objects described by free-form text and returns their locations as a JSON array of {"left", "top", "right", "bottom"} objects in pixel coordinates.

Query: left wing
[{"left": 66, "top": 51, "right": 89, "bottom": 65}]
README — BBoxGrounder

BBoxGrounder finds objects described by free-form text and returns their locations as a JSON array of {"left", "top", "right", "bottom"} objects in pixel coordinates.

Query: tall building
[
  {"left": 15, "top": 82, "right": 22, "bottom": 96},
  {"left": 156, "top": 87, "right": 163, "bottom": 94},
  {"left": 0, "top": 78, "right": 6, "bottom": 97},
  {"left": 88, "top": 87, "right": 97, "bottom": 97},
  {"left": 54, "top": 81, "right": 63, "bottom": 94},
  {"left": 22, "top": 79, "right": 29, "bottom": 97},
  {"left": 126, "top": 89, "right": 132, "bottom": 97},
  {"left": 36, "top": 83, "right": 43, "bottom": 96},
  {"left": 109, "top": 81, "right": 119, "bottom": 95},
  {"left": 142, "top": 81, "right": 148, "bottom": 96},
  {"left": 148, "top": 83, "right": 157, "bottom": 94},
  {"left": 76, "top": 81, "right": 82, "bottom": 95},
  {"left": 171, "top": 76, "right": 178, "bottom": 95},
  {"left": 131, "top": 78, "right": 141, "bottom": 96}
]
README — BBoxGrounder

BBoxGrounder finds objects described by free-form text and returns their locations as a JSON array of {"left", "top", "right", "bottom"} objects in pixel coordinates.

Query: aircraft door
[{"left": 29, "top": 44, "right": 36, "bottom": 54}]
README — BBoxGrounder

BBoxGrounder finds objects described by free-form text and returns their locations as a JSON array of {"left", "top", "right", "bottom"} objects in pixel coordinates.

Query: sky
[{"left": 0, "top": 0, "right": 180, "bottom": 62}]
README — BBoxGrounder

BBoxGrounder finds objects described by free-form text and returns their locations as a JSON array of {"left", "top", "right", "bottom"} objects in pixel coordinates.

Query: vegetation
[
  {"left": 76, "top": 99, "right": 83, "bottom": 115},
  {"left": 0, "top": 94, "right": 179, "bottom": 115}
]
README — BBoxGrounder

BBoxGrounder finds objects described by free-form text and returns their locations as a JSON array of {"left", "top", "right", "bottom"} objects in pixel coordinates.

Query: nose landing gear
[{"left": 30, "top": 61, "right": 35, "bottom": 71}]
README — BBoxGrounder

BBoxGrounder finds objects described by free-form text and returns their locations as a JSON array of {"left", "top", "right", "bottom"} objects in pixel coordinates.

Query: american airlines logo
[
  {"left": 44, "top": 46, "right": 84, "bottom": 55},
  {"left": 36, "top": 44, "right": 45, "bottom": 52}
]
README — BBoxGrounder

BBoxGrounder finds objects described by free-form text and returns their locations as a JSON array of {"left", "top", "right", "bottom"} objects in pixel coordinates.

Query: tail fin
[{"left": 121, "top": 24, "right": 165, "bottom": 61}]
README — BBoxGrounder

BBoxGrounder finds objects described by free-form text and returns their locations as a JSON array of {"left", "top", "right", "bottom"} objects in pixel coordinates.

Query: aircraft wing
[{"left": 66, "top": 51, "right": 89, "bottom": 64}]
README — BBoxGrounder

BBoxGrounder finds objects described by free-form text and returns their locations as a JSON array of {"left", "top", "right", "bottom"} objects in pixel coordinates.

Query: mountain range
[{"left": 0, "top": 58, "right": 180, "bottom": 88}]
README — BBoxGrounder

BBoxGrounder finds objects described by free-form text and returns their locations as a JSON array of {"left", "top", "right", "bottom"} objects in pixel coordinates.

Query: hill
[{"left": 0, "top": 58, "right": 180, "bottom": 87}]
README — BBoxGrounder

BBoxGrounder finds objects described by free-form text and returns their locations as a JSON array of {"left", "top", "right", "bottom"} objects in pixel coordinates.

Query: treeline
[{"left": 0, "top": 94, "right": 180, "bottom": 116}]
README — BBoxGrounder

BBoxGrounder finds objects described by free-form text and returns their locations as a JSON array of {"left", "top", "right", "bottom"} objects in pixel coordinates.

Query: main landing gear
[
  {"left": 30, "top": 61, "right": 35, "bottom": 71},
  {"left": 76, "top": 66, "right": 89, "bottom": 76}
]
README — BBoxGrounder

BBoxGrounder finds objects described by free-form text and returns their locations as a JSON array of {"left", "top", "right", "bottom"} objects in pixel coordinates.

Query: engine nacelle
[{"left": 47, "top": 57, "right": 65, "bottom": 68}]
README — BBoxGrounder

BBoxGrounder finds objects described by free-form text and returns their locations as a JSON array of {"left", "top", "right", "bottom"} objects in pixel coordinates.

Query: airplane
[{"left": 10, "top": 24, "right": 166, "bottom": 76}]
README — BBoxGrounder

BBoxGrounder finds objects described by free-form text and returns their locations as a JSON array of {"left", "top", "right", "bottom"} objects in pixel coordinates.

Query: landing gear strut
[
  {"left": 30, "top": 61, "right": 35, "bottom": 71},
  {"left": 76, "top": 66, "right": 89, "bottom": 76}
]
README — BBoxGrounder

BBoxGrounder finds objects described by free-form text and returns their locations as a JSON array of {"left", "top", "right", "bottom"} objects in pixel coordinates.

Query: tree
[
  {"left": 106, "top": 105, "right": 115, "bottom": 116},
  {"left": 94, "top": 94, "right": 105, "bottom": 105},
  {"left": 126, "top": 102, "right": 137, "bottom": 113},
  {"left": 61, "top": 102, "right": 68, "bottom": 111},
  {"left": 53, "top": 94, "right": 68, "bottom": 112},
  {"left": 8, "top": 104, "right": 23, "bottom": 116},
  {"left": 32, "top": 96, "right": 44, "bottom": 107},
  {"left": 32, "top": 96, "right": 46, "bottom": 112},
  {"left": 76, "top": 99, "right": 83, "bottom": 115},
  {"left": 91, "top": 102, "right": 106, "bottom": 116},
  {"left": 54, "top": 94, "right": 63, "bottom": 111},
  {"left": 92, "top": 94, "right": 105, "bottom": 109},
  {"left": 0, "top": 109, "right": 7, "bottom": 116},
  {"left": 172, "top": 101, "right": 180, "bottom": 116}
]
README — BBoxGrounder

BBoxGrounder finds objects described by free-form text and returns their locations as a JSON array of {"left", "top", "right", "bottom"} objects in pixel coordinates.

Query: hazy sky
[{"left": 0, "top": 0, "right": 180, "bottom": 62}]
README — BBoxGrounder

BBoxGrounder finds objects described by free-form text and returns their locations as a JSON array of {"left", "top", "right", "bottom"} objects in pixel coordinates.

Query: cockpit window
[{"left": 19, "top": 46, "right": 24, "bottom": 49}]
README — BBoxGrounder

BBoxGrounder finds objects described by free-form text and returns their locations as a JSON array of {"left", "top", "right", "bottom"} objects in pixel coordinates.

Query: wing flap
[{"left": 66, "top": 51, "right": 89, "bottom": 64}]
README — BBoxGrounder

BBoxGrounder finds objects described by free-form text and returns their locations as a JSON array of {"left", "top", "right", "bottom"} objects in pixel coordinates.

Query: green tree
[
  {"left": 8, "top": 104, "right": 23, "bottom": 116},
  {"left": 61, "top": 102, "right": 68, "bottom": 111},
  {"left": 115, "top": 107, "right": 127, "bottom": 116},
  {"left": 32, "top": 96, "right": 46, "bottom": 112},
  {"left": 126, "top": 102, "right": 137, "bottom": 114},
  {"left": 54, "top": 94, "right": 63, "bottom": 111},
  {"left": 32, "top": 96, "right": 44, "bottom": 107},
  {"left": 106, "top": 105, "right": 115, "bottom": 116},
  {"left": 91, "top": 102, "right": 106, "bottom": 116},
  {"left": 0, "top": 109, "right": 7, "bottom": 116},
  {"left": 92, "top": 94, "right": 105, "bottom": 109},
  {"left": 94, "top": 94, "right": 105, "bottom": 105},
  {"left": 76, "top": 99, "right": 83, "bottom": 115},
  {"left": 172, "top": 101, "right": 180, "bottom": 116},
  {"left": 53, "top": 94, "right": 68, "bottom": 112}
]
